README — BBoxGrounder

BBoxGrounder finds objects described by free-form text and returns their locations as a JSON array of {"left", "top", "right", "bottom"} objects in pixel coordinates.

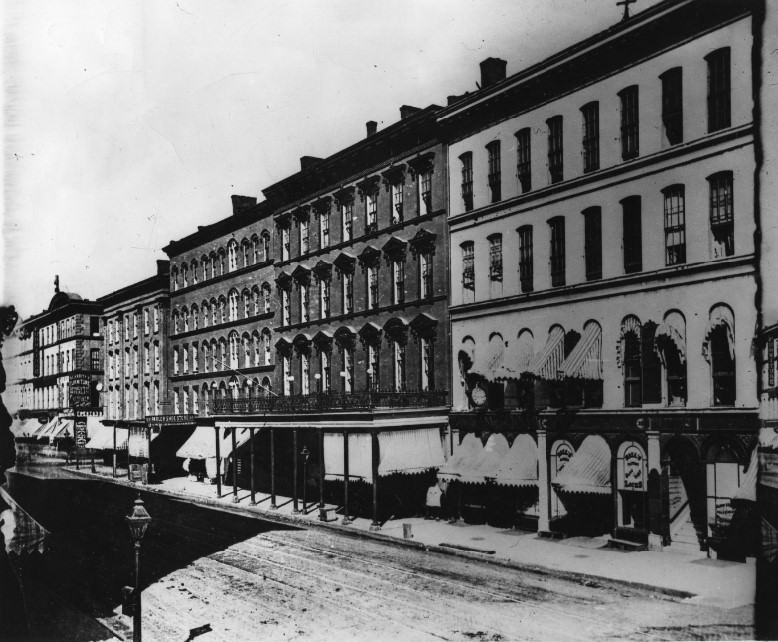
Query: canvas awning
[
  {"left": 376, "top": 429, "right": 445, "bottom": 476},
  {"left": 494, "top": 434, "right": 538, "bottom": 488},
  {"left": 176, "top": 426, "right": 252, "bottom": 460},
  {"left": 703, "top": 306, "right": 735, "bottom": 361},
  {"left": 655, "top": 314, "right": 686, "bottom": 365},
  {"left": 553, "top": 435, "right": 612, "bottom": 495},
  {"left": 459, "top": 433, "right": 510, "bottom": 484},
  {"left": 35, "top": 417, "right": 60, "bottom": 440},
  {"left": 324, "top": 432, "right": 372, "bottom": 481},
  {"left": 49, "top": 420, "right": 74, "bottom": 440},
  {"left": 558, "top": 323, "right": 602, "bottom": 380},
  {"left": 86, "top": 415, "right": 105, "bottom": 440},
  {"left": 437, "top": 433, "right": 483, "bottom": 481},
  {"left": 733, "top": 447, "right": 758, "bottom": 503},
  {"left": 528, "top": 326, "right": 565, "bottom": 380},
  {"left": 86, "top": 424, "right": 129, "bottom": 450},
  {"left": 470, "top": 338, "right": 505, "bottom": 381}
]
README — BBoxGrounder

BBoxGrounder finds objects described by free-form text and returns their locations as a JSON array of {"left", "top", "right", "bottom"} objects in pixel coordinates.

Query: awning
[
  {"left": 86, "top": 415, "right": 105, "bottom": 440},
  {"left": 703, "top": 306, "right": 735, "bottom": 361},
  {"left": 324, "top": 433, "right": 372, "bottom": 481},
  {"left": 377, "top": 429, "right": 445, "bottom": 476},
  {"left": 494, "top": 434, "right": 538, "bottom": 488},
  {"left": 655, "top": 313, "right": 686, "bottom": 365},
  {"left": 10, "top": 418, "right": 36, "bottom": 438},
  {"left": 733, "top": 448, "right": 758, "bottom": 503},
  {"left": 553, "top": 435, "right": 612, "bottom": 495},
  {"left": 49, "top": 420, "right": 74, "bottom": 440},
  {"left": 86, "top": 424, "right": 129, "bottom": 450},
  {"left": 36, "top": 418, "right": 62, "bottom": 440},
  {"left": 470, "top": 339, "right": 504, "bottom": 381},
  {"left": 558, "top": 323, "right": 602, "bottom": 380},
  {"left": 459, "top": 433, "right": 510, "bottom": 485},
  {"left": 528, "top": 326, "right": 565, "bottom": 380},
  {"left": 438, "top": 433, "right": 483, "bottom": 481},
  {"left": 0, "top": 485, "right": 50, "bottom": 555},
  {"left": 495, "top": 334, "right": 534, "bottom": 382},
  {"left": 176, "top": 426, "right": 252, "bottom": 460}
]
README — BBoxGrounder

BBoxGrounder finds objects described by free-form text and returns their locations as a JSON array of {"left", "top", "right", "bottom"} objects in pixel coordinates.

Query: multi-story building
[
  {"left": 214, "top": 106, "right": 450, "bottom": 525},
  {"left": 162, "top": 196, "right": 277, "bottom": 482},
  {"left": 97, "top": 260, "right": 170, "bottom": 474},
  {"left": 443, "top": 0, "right": 759, "bottom": 554},
  {"left": 13, "top": 281, "right": 104, "bottom": 443}
]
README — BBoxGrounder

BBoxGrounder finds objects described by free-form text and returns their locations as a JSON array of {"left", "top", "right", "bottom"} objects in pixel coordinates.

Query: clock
[{"left": 471, "top": 385, "right": 487, "bottom": 407}]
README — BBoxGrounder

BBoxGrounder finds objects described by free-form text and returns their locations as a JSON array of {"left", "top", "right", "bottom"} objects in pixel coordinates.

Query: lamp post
[
  {"left": 125, "top": 494, "right": 152, "bottom": 642},
  {"left": 300, "top": 445, "right": 311, "bottom": 513}
]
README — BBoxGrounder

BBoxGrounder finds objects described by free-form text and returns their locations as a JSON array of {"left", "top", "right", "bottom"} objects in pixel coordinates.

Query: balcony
[{"left": 212, "top": 390, "right": 448, "bottom": 414}]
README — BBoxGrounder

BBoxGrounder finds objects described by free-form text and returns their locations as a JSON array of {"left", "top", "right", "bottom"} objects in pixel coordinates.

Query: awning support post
[
  {"left": 231, "top": 428, "right": 239, "bottom": 503},
  {"left": 342, "top": 431, "right": 351, "bottom": 524},
  {"left": 215, "top": 426, "right": 222, "bottom": 498},
  {"left": 249, "top": 427, "right": 256, "bottom": 505},
  {"left": 318, "top": 429, "right": 325, "bottom": 519},
  {"left": 537, "top": 427, "right": 550, "bottom": 533},
  {"left": 112, "top": 424, "right": 117, "bottom": 478},
  {"left": 270, "top": 428, "right": 277, "bottom": 509},
  {"left": 292, "top": 428, "right": 300, "bottom": 513},
  {"left": 646, "top": 429, "right": 664, "bottom": 551},
  {"left": 145, "top": 424, "right": 152, "bottom": 484},
  {"left": 370, "top": 430, "right": 380, "bottom": 531}
]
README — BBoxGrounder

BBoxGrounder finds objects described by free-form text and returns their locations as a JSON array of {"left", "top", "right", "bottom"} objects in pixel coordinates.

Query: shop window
[{"left": 617, "top": 441, "right": 648, "bottom": 530}]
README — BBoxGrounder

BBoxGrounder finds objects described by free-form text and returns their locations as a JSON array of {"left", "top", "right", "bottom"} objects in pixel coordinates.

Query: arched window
[
  {"left": 201, "top": 386, "right": 210, "bottom": 415},
  {"left": 262, "top": 231, "right": 271, "bottom": 261},
  {"left": 619, "top": 315, "right": 661, "bottom": 407},
  {"left": 262, "top": 283, "right": 272, "bottom": 314},
  {"left": 261, "top": 376, "right": 272, "bottom": 397},
  {"left": 190, "top": 260, "right": 198, "bottom": 284},
  {"left": 172, "top": 310, "right": 180, "bottom": 334},
  {"left": 655, "top": 311, "right": 687, "bottom": 406},
  {"left": 251, "top": 234, "right": 260, "bottom": 263},
  {"left": 181, "top": 264, "right": 189, "bottom": 288},
  {"left": 242, "top": 333, "right": 251, "bottom": 368},
  {"left": 263, "top": 329, "right": 272, "bottom": 365},
  {"left": 201, "top": 255, "right": 208, "bottom": 281},
  {"left": 201, "top": 302, "right": 209, "bottom": 328},
  {"left": 253, "top": 332, "right": 261, "bottom": 367},
  {"left": 219, "top": 338, "right": 228, "bottom": 370},
  {"left": 229, "top": 332, "right": 239, "bottom": 369},
  {"left": 171, "top": 267, "right": 179, "bottom": 291},
  {"left": 228, "top": 240, "right": 238, "bottom": 272},
  {"left": 190, "top": 305, "right": 199, "bottom": 330},
  {"left": 228, "top": 290, "right": 239, "bottom": 321},
  {"left": 182, "top": 307, "right": 190, "bottom": 332},
  {"left": 219, "top": 296, "right": 227, "bottom": 324},
  {"left": 241, "top": 239, "right": 250, "bottom": 267},
  {"left": 704, "top": 305, "right": 735, "bottom": 406},
  {"left": 211, "top": 298, "right": 218, "bottom": 326},
  {"left": 210, "top": 339, "right": 218, "bottom": 372},
  {"left": 242, "top": 289, "right": 251, "bottom": 318},
  {"left": 202, "top": 343, "right": 210, "bottom": 373},
  {"left": 218, "top": 249, "right": 226, "bottom": 275}
]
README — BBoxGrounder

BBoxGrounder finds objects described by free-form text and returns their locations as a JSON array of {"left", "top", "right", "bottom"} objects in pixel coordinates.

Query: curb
[{"left": 66, "top": 467, "right": 695, "bottom": 601}]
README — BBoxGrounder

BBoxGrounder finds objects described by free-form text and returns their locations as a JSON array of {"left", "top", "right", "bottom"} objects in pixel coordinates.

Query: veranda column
[
  {"left": 343, "top": 431, "right": 351, "bottom": 524},
  {"left": 249, "top": 427, "right": 256, "bottom": 505},
  {"left": 646, "top": 428, "right": 663, "bottom": 551},
  {"left": 215, "top": 425, "right": 222, "bottom": 497},
  {"left": 292, "top": 428, "right": 300, "bottom": 513},
  {"left": 537, "top": 427, "right": 550, "bottom": 533},
  {"left": 145, "top": 424, "right": 152, "bottom": 483},
  {"left": 270, "top": 428, "right": 277, "bottom": 509},
  {"left": 112, "top": 424, "right": 117, "bottom": 478},
  {"left": 231, "top": 428, "right": 239, "bottom": 503},
  {"left": 318, "top": 429, "right": 325, "bottom": 519},
  {"left": 370, "top": 430, "right": 380, "bottom": 531}
]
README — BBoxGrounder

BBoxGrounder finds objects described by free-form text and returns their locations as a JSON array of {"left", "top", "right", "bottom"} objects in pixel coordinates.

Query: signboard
[
  {"left": 69, "top": 374, "right": 92, "bottom": 409},
  {"left": 74, "top": 417, "right": 88, "bottom": 448},
  {"left": 617, "top": 442, "right": 647, "bottom": 492},
  {"left": 760, "top": 452, "right": 778, "bottom": 491},
  {"left": 551, "top": 440, "right": 574, "bottom": 477},
  {"left": 145, "top": 414, "right": 197, "bottom": 428}
]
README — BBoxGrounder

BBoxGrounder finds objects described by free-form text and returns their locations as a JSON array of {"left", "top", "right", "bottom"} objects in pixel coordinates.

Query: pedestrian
[{"left": 425, "top": 480, "right": 442, "bottom": 520}]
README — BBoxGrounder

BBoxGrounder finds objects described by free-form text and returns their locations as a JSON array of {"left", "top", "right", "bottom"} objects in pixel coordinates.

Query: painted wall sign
[
  {"left": 618, "top": 442, "right": 647, "bottom": 492},
  {"left": 69, "top": 373, "right": 92, "bottom": 409}
]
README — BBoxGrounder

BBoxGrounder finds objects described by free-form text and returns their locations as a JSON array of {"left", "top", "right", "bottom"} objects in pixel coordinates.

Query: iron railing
[{"left": 212, "top": 389, "right": 448, "bottom": 414}]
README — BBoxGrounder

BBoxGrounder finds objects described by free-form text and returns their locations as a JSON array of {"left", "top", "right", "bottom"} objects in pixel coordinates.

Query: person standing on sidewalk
[{"left": 425, "top": 481, "right": 442, "bottom": 520}]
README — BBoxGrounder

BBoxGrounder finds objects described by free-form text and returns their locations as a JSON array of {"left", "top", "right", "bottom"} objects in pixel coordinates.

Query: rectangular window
[
  {"left": 394, "top": 341, "right": 406, "bottom": 392},
  {"left": 282, "top": 289, "right": 290, "bottom": 325},
  {"left": 90, "top": 348, "right": 100, "bottom": 371},
  {"left": 622, "top": 196, "right": 642, "bottom": 274},
  {"left": 518, "top": 226, "right": 533, "bottom": 293},
  {"left": 547, "top": 116, "right": 564, "bottom": 183},
  {"left": 143, "top": 309, "right": 150, "bottom": 335},
  {"left": 664, "top": 185, "right": 686, "bottom": 266},
  {"left": 461, "top": 242, "right": 475, "bottom": 292},
  {"left": 124, "top": 315, "right": 130, "bottom": 341},
  {"left": 487, "top": 140, "right": 501, "bottom": 202},
  {"left": 707, "top": 48, "right": 731, "bottom": 133},
  {"left": 153, "top": 307, "right": 159, "bottom": 333},
  {"left": 280, "top": 226, "right": 290, "bottom": 261},
  {"left": 661, "top": 67, "right": 683, "bottom": 145},
  {"left": 583, "top": 207, "right": 602, "bottom": 281},
  {"left": 320, "top": 279, "right": 331, "bottom": 318},
  {"left": 549, "top": 217, "right": 565, "bottom": 287},
  {"left": 709, "top": 172, "right": 734, "bottom": 258},
  {"left": 619, "top": 86, "right": 639, "bottom": 160},
  {"left": 343, "top": 272, "right": 354, "bottom": 314},
  {"left": 516, "top": 128, "right": 531, "bottom": 193},
  {"left": 581, "top": 102, "right": 599, "bottom": 172},
  {"left": 460, "top": 152, "right": 473, "bottom": 212},
  {"left": 319, "top": 210, "right": 330, "bottom": 248},
  {"left": 488, "top": 234, "right": 503, "bottom": 281},
  {"left": 368, "top": 265, "right": 379, "bottom": 309},
  {"left": 419, "top": 252, "right": 433, "bottom": 299},
  {"left": 283, "top": 355, "right": 291, "bottom": 395},
  {"left": 144, "top": 345, "right": 150, "bottom": 374},
  {"left": 300, "top": 284, "right": 309, "bottom": 323},
  {"left": 393, "top": 260, "right": 405, "bottom": 304},
  {"left": 342, "top": 203, "right": 353, "bottom": 242},
  {"left": 173, "top": 347, "right": 179, "bottom": 375},
  {"left": 154, "top": 342, "right": 160, "bottom": 373},
  {"left": 391, "top": 183, "right": 403, "bottom": 225},
  {"left": 366, "top": 192, "right": 377, "bottom": 233},
  {"left": 321, "top": 351, "right": 331, "bottom": 393},
  {"left": 419, "top": 171, "right": 432, "bottom": 216},
  {"left": 420, "top": 337, "right": 434, "bottom": 391},
  {"left": 300, "top": 219, "right": 309, "bottom": 254}
]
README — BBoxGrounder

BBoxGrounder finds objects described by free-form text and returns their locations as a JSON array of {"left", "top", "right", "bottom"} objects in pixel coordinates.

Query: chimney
[
  {"left": 479, "top": 57, "right": 507, "bottom": 89},
  {"left": 156, "top": 259, "right": 170, "bottom": 275},
  {"left": 447, "top": 92, "right": 470, "bottom": 106},
  {"left": 300, "top": 156, "right": 323, "bottom": 172},
  {"left": 231, "top": 195, "right": 257, "bottom": 215},
  {"left": 399, "top": 105, "right": 422, "bottom": 120},
  {"left": 366, "top": 120, "right": 378, "bottom": 137}
]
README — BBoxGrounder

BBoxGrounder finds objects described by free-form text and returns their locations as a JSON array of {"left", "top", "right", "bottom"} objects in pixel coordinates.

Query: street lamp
[
  {"left": 125, "top": 494, "right": 152, "bottom": 642},
  {"left": 300, "top": 445, "right": 311, "bottom": 513}
]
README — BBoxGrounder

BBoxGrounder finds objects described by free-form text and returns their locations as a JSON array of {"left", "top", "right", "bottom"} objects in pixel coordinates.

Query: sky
[{"left": 2, "top": 0, "right": 662, "bottom": 320}]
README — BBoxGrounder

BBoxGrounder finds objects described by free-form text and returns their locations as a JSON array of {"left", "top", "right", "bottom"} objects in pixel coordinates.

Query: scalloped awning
[
  {"left": 552, "top": 435, "right": 611, "bottom": 495},
  {"left": 558, "top": 323, "right": 602, "bottom": 380},
  {"left": 528, "top": 326, "right": 565, "bottom": 380}
]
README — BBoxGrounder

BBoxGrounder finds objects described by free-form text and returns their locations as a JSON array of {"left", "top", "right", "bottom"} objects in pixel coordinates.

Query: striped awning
[
  {"left": 553, "top": 435, "right": 612, "bottom": 495},
  {"left": 655, "top": 315, "right": 686, "bottom": 365},
  {"left": 459, "top": 433, "right": 510, "bottom": 484},
  {"left": 49, "top": 420, "right": 74, "bottom": 440},
  {"left": 10, "top": 418, "right": 37, "bottom": 438},
  {"left": 558, "top": 323, "right": 602, "bottom": 380},
  {"left": 34, "top": 417, "right": 59, "bottom": 440},
  {"left": 703, "top": 306, "right": 735, "bottom": 361},
  {"left": 528, "top": 326, "right": 565, "bottom": 380},
  {"left": 177, "top": 426, "right": 252, "bottom": 460},
  {"left": 378, "top": 429, "right": 445, "bottom": 476},
  {"left": 494, "top": 434, "right": 538, "bottom": 488},
  {"left": 86, "top": 424, "right": 129, "bottom": 450},
  {"left": 324, "top": 432, "right": 372, "bottom": 481},
  {"left": 470, "top": 341, "right": 505, "bottom": 382},
  {"left": 438, "top": 433, "right": 483, "bottom": 482}
]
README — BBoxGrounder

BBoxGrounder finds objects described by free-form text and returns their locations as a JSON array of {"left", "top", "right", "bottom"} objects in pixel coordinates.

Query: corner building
[
  {"left": 443, "top": 0, "right": 759, "bottom": 555},
  {"left": 216, "top": 106, "right": 450, "bottom": 527}
]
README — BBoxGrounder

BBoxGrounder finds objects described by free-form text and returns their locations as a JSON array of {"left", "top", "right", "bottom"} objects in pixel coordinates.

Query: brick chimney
[
  {"left": 399, "top": 105, "right": 422, "bottom": 120},
  {"left": 480, "top": 57, "right": 507, "bottom": 89},
  {"left": 231, "top": 195, "right": 257, "bottom": 215},
  {"left": 366, "top": 120, "right": 378, "bottom": 137},
  {"left": 300, "top": 156, "right": 323, "bottom": 172},
  {"left": 156, "top": 259, "right": 170, "bottom": 275}
]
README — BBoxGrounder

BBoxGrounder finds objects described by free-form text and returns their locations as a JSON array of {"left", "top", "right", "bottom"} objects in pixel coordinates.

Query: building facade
[{"left": 443, "top": 0, "right": 759, "bottom": 553}]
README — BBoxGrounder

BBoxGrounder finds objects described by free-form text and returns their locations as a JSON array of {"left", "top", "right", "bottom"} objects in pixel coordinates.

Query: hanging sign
[
  {"left": 618, "top": 442, "right": 647, "bottom": 492},
  {"left": 74, "top": 417, "right": 88, "bottom": 448}
]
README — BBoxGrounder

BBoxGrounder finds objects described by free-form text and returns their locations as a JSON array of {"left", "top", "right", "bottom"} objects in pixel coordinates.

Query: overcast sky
[{"left": 2, "top": 0, "right": 661, "bottom": 320}]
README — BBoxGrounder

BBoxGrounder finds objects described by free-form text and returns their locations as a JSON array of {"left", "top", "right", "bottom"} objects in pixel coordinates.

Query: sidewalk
[{"left": 67, "top": 465, "right": 754, "bottom": 610}]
